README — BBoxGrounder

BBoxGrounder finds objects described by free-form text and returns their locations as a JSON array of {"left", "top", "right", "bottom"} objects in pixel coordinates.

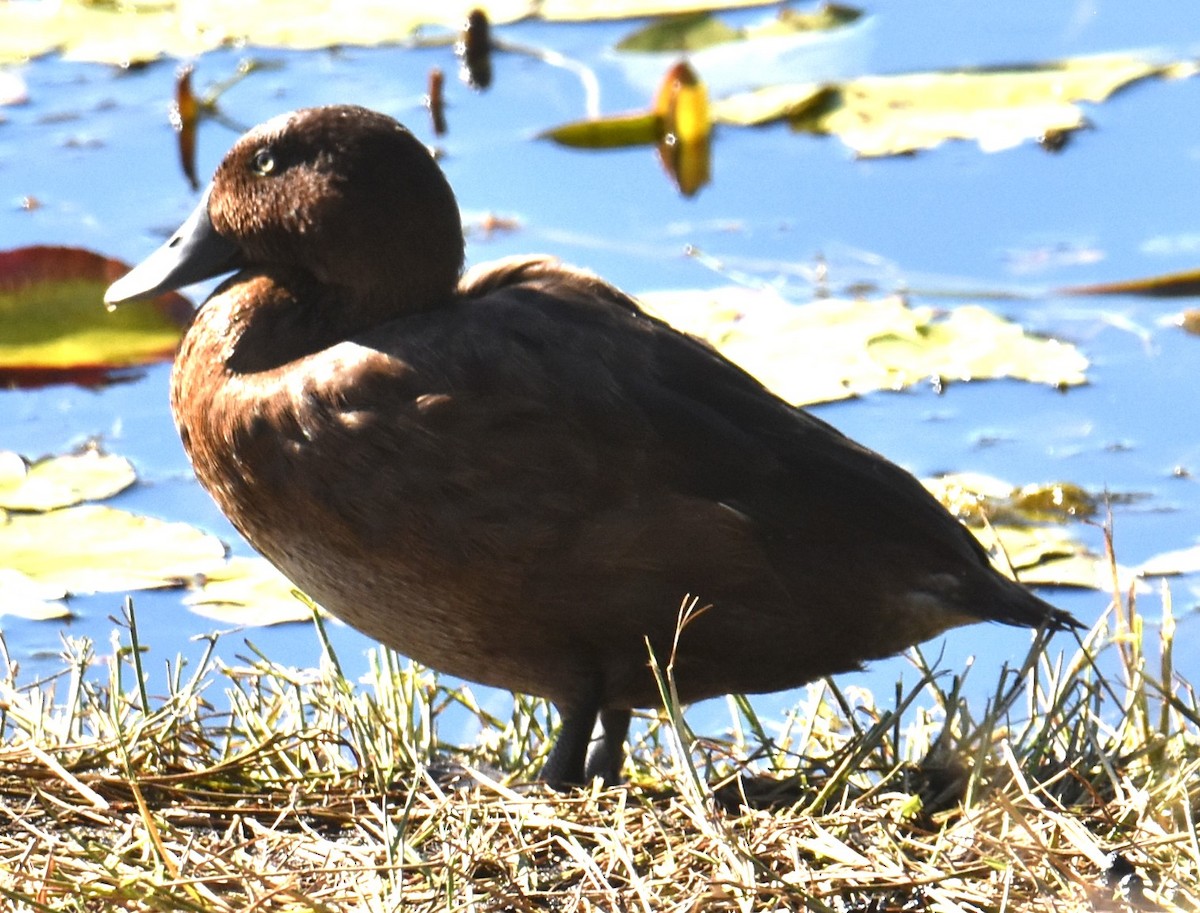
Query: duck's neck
[{"left": 209, "top": 271, "right": 450, "bottom": 375}]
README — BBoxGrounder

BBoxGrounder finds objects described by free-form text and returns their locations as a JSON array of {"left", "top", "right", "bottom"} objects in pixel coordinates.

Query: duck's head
[{"left": 105, "top": 105, "right": 464, "bottom": 313}]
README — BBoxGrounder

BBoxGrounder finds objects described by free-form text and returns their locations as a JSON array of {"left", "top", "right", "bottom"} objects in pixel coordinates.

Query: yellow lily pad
[
  {"left": 0, "top": 450, "right": 136, "bottom": 513},
  {"left": 917, "top": 473, "right": 1140, "bottom": 593},
  {"left": 867, "top": 305, "right": 1088, "bottom": 390},
  {"left": 0, "top": 568, "right": 70, "bottom": 621},
  {"left": 185, "top": 557, "right": 321, "bottom": 626},
  {"left": 0, "top": 505, "right": 226, "bottom": 595},
  {"left": 1138, "top": 545, "right": 1200, "bottom": 579},
  {"left": 712, "top": 53, "right": 1190, "bottom": 157},
  {"left": 534, "top": 0, "right": 778, "bottom": 23},
  {"left": 0, "top": 0, "right": 779, "bottom": 65},
  {"left": 984, "top": 524, "right": 1088, "bottom": 573},
  {"left": 638, "top": 288, "right": 1087, "bottom": 406}
]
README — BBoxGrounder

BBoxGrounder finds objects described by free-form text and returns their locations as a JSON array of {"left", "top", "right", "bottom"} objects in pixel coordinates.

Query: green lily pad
[
  {"left": 0, "top": 246, "right": 193, "bottom": 387},
  {"left": 541, "top": 112, "right": 661, "bottom": 149},
  {"left": 638, "top": 288, "right": 1087, "bottom": 405},
  {"left": 0, "top": 505, "right": 226, "bottom": 596},
  {"left": 0, "top": 450, "right": 137, "bottom": 512},
  {"left": 184, "top": 557, "right": 320, "bottom": 626},
  {"left": 923, "top": 472, "right": 1097, "bottom": 528},
  {"left": 712, "top": 53, "right": 1193, "bottom": 157},
  {"left": 616, "top": 5, "right": 860, "bottom": 53}
]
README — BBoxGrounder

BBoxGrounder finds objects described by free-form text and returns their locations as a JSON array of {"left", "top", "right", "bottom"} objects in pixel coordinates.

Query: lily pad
[
  {"left": 1138, "top": 545, "right": 1200, "bottom": 579},
  {"left": 185, "top": 557, "right": 320, "bottom": 626},
  {"left": 1017, "top": 551, "right": 1142, "bottom": 593},
  {"left": 0, "top": 0, "right": 780, "bottom": 65},
  {"left": 712, "top": 53, "right": 1190, "bottom": 157},
  {"left": 0, "top": 450, "right": 137, "bottom": 512},
  {"left": 923, "top": 472, "right": 1097, "bottom": 528},
  {"left": 0, "top": 246, "right": 193, "bottom": 388},
  {"left": 543, "top": 60, "right": 713, "bottom": 196},
  {"left": 0, "top": 70, "right": 26, "bottom": 106},
  {"left": 616, "top": 4, "right": 860, "bottom": 53},
  {"left": 638, "top": 287, "right": 1087, "bottom": 405},
  {"left": 0, "top": 505, "right": 226, "bottom": 596},
  {"left": 918, "top": 473, "right": 1138, "bottom": 593},
  {"left": 543, "top": 112, "right": 661, "bottom": 149},
  {"left": 867, "top": 305, "right": 1087, "bottom": 390},
  {"left": 0, "top": 568, "right": 71, "bottom": 621}
]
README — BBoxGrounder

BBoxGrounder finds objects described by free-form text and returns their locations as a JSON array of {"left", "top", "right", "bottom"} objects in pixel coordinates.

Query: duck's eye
[{"left": 251, "top": 147, "right": 276, "bottom": 176}]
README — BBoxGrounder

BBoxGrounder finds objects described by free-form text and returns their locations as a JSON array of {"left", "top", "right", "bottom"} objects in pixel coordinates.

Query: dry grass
[{"left": 1, "top": 548, "right": 1197, "bottom": 912}]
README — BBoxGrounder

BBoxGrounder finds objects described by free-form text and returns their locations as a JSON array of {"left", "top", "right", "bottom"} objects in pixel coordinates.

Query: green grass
[{"left": 0, "top": 547, "right": 1197, "bottom": 912}]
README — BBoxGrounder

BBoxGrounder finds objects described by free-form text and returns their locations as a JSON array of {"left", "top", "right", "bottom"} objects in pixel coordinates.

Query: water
[{"left": 2, "top": 3, "right": 1199, "bottom": 743}]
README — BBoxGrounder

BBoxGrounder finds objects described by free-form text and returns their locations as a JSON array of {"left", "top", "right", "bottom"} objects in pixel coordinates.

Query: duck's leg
[
  {"left": 539, "top": 702, "right": 599, "bottom": 789},
  {"left": 584, "top": 707, "right": 631, "bottom": 786}
]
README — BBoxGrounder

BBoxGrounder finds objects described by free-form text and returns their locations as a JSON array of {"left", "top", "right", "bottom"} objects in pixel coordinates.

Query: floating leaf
[
  {"left": 866, "top": 305, "right": 1088, "bottom": 390},
  {"left": 916, "top": 473, "right": 1138, "bottom": 591},
  {"left": 654, "top": 61, "right": 712, "bottom": 196},
  {"left": 0, "top": 246, "right": 192, "bottom": 388},
  {"left": 617, "top": 4, "right": 860, "bottom": 53},
  {"left": 924, "top": 472, "right": 1097, "bottom": 528},
  {"left": 1011, "top": 481, "right": 1097, "bottom": 522},
  {"left": 638, "top": 288, "right": 1087, "bottom": 405},
  {"left": 0, "top": 0, "right": 780, "bottom": 65},
  {"left": 985, "top": 524, "right": 1083, "bottom": 572},
  {"left": 617, "top": 12, "right": 741, "bottom": 52},
  {"left": 0, "top": 450, "right": 136, "bottom": 512},
  {"left": 0, "top": 568, "right": 70, "bottom": 621},
  {"left": 542, "top": 111, "right": 660, "bottom": 148},
  {"left": 543, "top": 59, "right": 712, "bottom": 196},
  {"left": 0, "top": 1, "right": 440, "bottom": 65},
  {"left": 173, "top": 64, "right": 201, "bottom": 191},
  {"left": 1059, "top": 268, "right": 1200, "bottom": 299},
  {"left": 0, "top": 70, "right": 27, "bottom": 106},
  {"left": 533, "top": 0, "right": 781, "bottom": 23},
  {"left": 712, "top": 53, "right": 1183, "bottom": 157},
  {"left": 1138, "top": 545, "right": 1200, "bottom": 579},
  {"left": 1, "top": 505, "right": 226, "bottom": 595},
  {"left": 1017, "top": 551, "right": 1142, "bottom": 593},
  {"left": 185, "top": 557, "right": 319, "bottom": 626},
  {"left": 982, "top": 521, "right": 1135, "bottom": 592}
]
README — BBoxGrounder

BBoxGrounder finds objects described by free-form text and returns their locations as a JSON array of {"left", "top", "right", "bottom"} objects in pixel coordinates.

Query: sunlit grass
[{"left": 0, "top": 538, "right": 1197, "bottom": 912}]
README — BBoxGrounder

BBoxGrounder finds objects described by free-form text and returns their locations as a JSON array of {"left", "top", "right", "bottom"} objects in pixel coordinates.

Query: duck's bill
[{"left": 104, "top": 187, "right": 245, "bottom": 306}]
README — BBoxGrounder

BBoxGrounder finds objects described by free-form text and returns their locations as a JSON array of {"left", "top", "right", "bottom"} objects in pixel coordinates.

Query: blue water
[{"left": 2, "top": 3, "right": 1199, "bottom": 746}]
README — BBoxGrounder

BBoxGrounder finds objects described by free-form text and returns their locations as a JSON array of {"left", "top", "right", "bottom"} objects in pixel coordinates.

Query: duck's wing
[{"left": 456, "top": 258, "right": 1074, "bottom": 628}]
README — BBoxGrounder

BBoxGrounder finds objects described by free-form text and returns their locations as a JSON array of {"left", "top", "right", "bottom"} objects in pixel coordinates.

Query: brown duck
[{"left": 106, "top": 105, "right": 1080, "bottom": 787}]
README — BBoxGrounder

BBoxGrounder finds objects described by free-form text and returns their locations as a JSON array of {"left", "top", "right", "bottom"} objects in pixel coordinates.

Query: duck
[{"left": 105, "top": 104, "right": 1080, "bottom": 788}]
